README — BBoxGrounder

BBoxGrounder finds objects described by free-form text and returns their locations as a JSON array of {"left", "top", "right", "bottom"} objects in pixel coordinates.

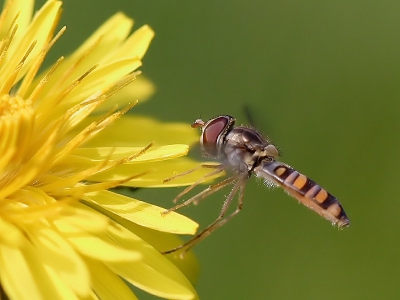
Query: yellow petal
[
  {"left": 54, "top": 202, "right": 110, "bottom": 233},
  {"left": 0, "top": 0, "right": 34, "bottom": 39},
  {"left": 80, "top": 115, "right": 199, "bottom": 147},
  {"left": 50, "top": 22, "right": 153, "bottom": 81},
  {"left": 66, "top": 228, "right": 142, "bottom": 262},
  {"left": 118, "top": 219, "right": 200, "bottom": 285},
  {"left": 109, "top": 24, "right": 155, "bottom": 61},
  {"left": 35, "top": 12, "right": 135, "bottom": 100},
  {"left": 72, "top": 145, "right": 189, "bottom": 163},
  {"left": 62, "top": 58, "right": 142, "bottom": 106},
  {"left": 99, "top": 75, "right": 155, "bottom": 111},
  {"left": 0, "top": 217, "right": 24, "bottom": 247},
  {"left": 86, "top": 258, "right": 138, "bottom": 300},
  {"left": 56, "top": 211, "right": 141, "bottom": 261},
  {"left": 0, "top": 242, "right": 78, "bottom": 300},
  {"left": 83, "top": 190, "right": 199, "bottom": 235},
  {"left": 68, "top": 12, "right": 133, "bottom": 64},
  {"left": 53, "top": 205, "right": 141, "bottom": 262},
  {"left": 0, "top": 1, "right": 62, "bottom": 85},
  {"left": 28, "top": 226, "right": 91, "bottom": 298},
  {"left": 88, "top": 157, "right": 222, "bottom": 187},
  {"left": 103, "top": 223, "right": 198, "bottom": 299}
]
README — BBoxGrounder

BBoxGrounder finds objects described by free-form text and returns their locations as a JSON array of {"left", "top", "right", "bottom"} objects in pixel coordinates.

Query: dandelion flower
[{"left": 0, "top": 0, "right": 210, "bottom": 299}]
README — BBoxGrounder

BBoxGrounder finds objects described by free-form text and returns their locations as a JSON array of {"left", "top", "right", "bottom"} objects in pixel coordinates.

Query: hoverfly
[{"left": 162, "top": 115, "right": 349, "bottom": 254}]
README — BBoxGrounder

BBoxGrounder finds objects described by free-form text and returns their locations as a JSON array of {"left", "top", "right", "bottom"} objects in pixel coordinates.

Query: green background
[{"left": 32, "top": 0, "right": 400, "bottom": 299}]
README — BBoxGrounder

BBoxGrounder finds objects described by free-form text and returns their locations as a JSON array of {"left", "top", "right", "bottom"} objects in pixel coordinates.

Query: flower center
[{"left": 0, "top": 94, "right": 33, "bottom": 118}]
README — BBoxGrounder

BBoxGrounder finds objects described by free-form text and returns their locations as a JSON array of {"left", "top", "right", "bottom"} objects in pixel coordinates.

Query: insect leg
[
  {"left": 164, "top": 164, "right": 224, "bottom": 204},
  {"left": 163, "top": 164, "right": 221, "bottom": 183},
  {"left": 162, "top": 176, "right": 246, "bottom": 257},
  {"left": 162, "top": 174, "right": 236, "bottom": 214}
]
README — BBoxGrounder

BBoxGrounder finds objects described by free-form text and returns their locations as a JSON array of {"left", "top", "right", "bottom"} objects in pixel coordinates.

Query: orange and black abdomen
[{"left": 254, "top": 161, "right": 350, "bottom": 228}]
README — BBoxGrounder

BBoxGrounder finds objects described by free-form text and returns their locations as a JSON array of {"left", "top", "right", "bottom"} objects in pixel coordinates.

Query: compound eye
[
  {"left": 201, "top": 116, "right": 233, "bottom": 157},
  {"left": 202, "top": 117, "right": 228, "bottom": 145}
]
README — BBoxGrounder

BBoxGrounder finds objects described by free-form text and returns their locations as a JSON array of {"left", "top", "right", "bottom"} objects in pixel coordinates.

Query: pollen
[{"left": 0, "top": 94, "right": 33, "bottom": 117}]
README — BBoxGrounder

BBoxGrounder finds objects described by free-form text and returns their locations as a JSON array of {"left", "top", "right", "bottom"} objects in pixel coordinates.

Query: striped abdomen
[{"left": 253, "top": 160, "right": 350, "bottom": 228}]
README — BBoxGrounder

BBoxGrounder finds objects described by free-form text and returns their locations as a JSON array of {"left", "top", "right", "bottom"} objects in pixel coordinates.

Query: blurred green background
[{"left": 32, "top": 0, "right": 400, "bottom": 299}]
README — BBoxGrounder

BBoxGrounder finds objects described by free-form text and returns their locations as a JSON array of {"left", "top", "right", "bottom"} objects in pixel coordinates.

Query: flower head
[{"left": 0, "top": 0, "right": 210, "bottom": 299}]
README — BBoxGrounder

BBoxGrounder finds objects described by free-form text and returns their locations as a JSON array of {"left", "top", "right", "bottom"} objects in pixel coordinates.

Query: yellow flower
[{"left": 0, "top": 0, "right": 211, "bottom": 299}]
